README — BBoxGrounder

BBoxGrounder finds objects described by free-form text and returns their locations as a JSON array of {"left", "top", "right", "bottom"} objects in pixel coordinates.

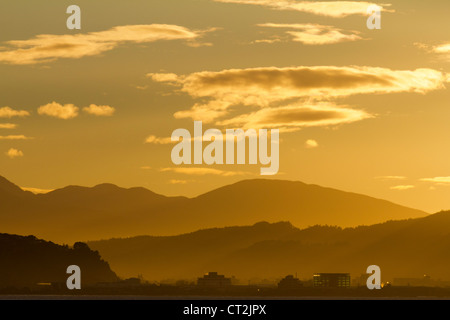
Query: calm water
[{"left": 2, "top": 295, "right": 450, "bottom": 300}]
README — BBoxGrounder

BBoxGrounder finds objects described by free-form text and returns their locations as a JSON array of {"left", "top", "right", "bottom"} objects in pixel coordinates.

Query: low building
[
  {"left": 197, "top": 272, "right": 232, "bottom": 287},
  {"left": 278, "top": 275, "right": 303, "bottom": 289},
  {"left": 313, "top": 273, "right": 351, "bottom": 288},
  {"left": 352, "top": 273, "right": 370, "bottom": 287}
]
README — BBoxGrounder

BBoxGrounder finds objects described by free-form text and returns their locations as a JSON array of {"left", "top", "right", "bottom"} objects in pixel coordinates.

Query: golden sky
[{"left": 0, "top": 0, "right": 449, "bottom": 213}]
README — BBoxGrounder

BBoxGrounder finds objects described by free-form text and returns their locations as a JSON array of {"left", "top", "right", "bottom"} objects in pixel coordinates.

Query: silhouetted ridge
[
  {"left": 0, "top": 233, "right": 119, "bottom": 288},
  {"left": 0, "top": 175, "right": 31, "bottom": 198},
  {"left": 89, "top": 212, "right": 450, "bottom": 282}
]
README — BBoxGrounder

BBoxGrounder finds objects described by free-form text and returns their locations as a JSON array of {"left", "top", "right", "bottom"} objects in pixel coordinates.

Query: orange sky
[{"left": 0, "top": 0, "right": 449, "bottom": 213}]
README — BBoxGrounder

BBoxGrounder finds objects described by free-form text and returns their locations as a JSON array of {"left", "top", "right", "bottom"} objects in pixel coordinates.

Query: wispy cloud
[
  {"left": 83, "top": 104, "right": 115, "bottom": 116},
  {"left": 390, "top": 185, "right": 415, "bottom": 191},
  {"left": 161, "top": 167, "right": 251, "bottom": 176},
  {"left": 146, "top": 130, "right": 265, "bottom": 146},
  {"left": 5, "top": 148, "right": 23, "bottom": 159},
  {"left": 0, "top": 135, "right": 32, "bottom": 140},
  {"left": 420, "top": 177, "right": 450, "bottom": 184},
  {"left": 38, "top": 102, "right": 79, "bottom": 119},
  {"left": 146, "top": 73, "right": 181, "bottom": 83},
  {"left": 176, "top": 66, "right": 444, "bottom": 100},
  {"left": 149, "top": 66, "right": 446, "bottom": 128},
  {"left": 257, "top": 23, "right": 362, "bottom": 45},
  {"left": 305, "top": 139, "right": 319, "bottom": 148},
  {"left": 213, "top": 0, "right": 392, "bottom": 17},
  {"left": 253, "top": 38, "right": 282, "bottom": 44},
  {"left": 145, "top": 135, "right": 174, "bottom": 144},
  {"left": 169, "top": 179, "right": 189, "bottom": 184},
  {"left": 375, "top": 176, "right": 407, "bottom": 180},
  {"left": 0, "top": 24, "right": 205, "bottom": 65},
  {"left": 0, "top": 107, "right": 30, "bottom": 118},
  {"left": 0, "top": 123, "right": 17, "bottom": 129},
  {"left": 432, "top": 43, "right": 450, "bottom": 54},
  {"left": 415, "top": 42, "right": 450, "bottom": 61},
  {"left": 38, "top": 102, "right": 117, "bottom": 119},
  {"left": 417, "top": 42, "right": 450, "bottom": 54},
  {"left": 218, "top": 103, "right": 372, "bottom": 130}
]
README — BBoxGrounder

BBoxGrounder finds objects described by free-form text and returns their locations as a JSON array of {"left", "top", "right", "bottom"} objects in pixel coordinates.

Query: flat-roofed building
[
  {"left": 313, "top": 273, "right": 351, "bottom": 288},
  {"left": 197, "top": 272, "right": 232, "bottom": 287},
  {"left": 278, "top": 275, "right": 303, "bottom": 289}
]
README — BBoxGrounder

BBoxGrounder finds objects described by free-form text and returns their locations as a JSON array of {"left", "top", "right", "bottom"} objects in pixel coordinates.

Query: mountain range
[{"left": 0, "top": 175, "right": 425, "bottom": 243}]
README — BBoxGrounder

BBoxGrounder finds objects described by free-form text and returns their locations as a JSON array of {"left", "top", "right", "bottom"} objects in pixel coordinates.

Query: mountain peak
[
  {"left": 0, "top": 175, "right": 29, "bottom": 197},
  {"left": 92, "top": 183, "right": 122, "bottom": 191}
]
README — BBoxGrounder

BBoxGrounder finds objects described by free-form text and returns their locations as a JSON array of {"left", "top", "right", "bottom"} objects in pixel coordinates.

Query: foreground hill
[
  {"left": 0, "top": 233, "right": 118, "bottom": 288},
  {"left": 0, "top": 175, "right": 425, "bottom": 243},
  {"left": 88, "top": 211, "right": 450, "bottom": 282}
]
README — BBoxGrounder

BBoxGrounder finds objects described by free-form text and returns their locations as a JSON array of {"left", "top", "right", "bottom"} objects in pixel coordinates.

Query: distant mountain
[
  {"left": 0, "top": 233, "right": 118, "bottom": 288},
  {"left": 88, "top": 211, "right": 450, "bottom": 282},
  {"left": 0, "top": 176, "right": 425, "bottom": 243},
  {"left": 186, "top": 179, "right": 425, "bottom": 230},
  {"left": 0, "top": 175, "right": 33, "bottom": 199}
]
